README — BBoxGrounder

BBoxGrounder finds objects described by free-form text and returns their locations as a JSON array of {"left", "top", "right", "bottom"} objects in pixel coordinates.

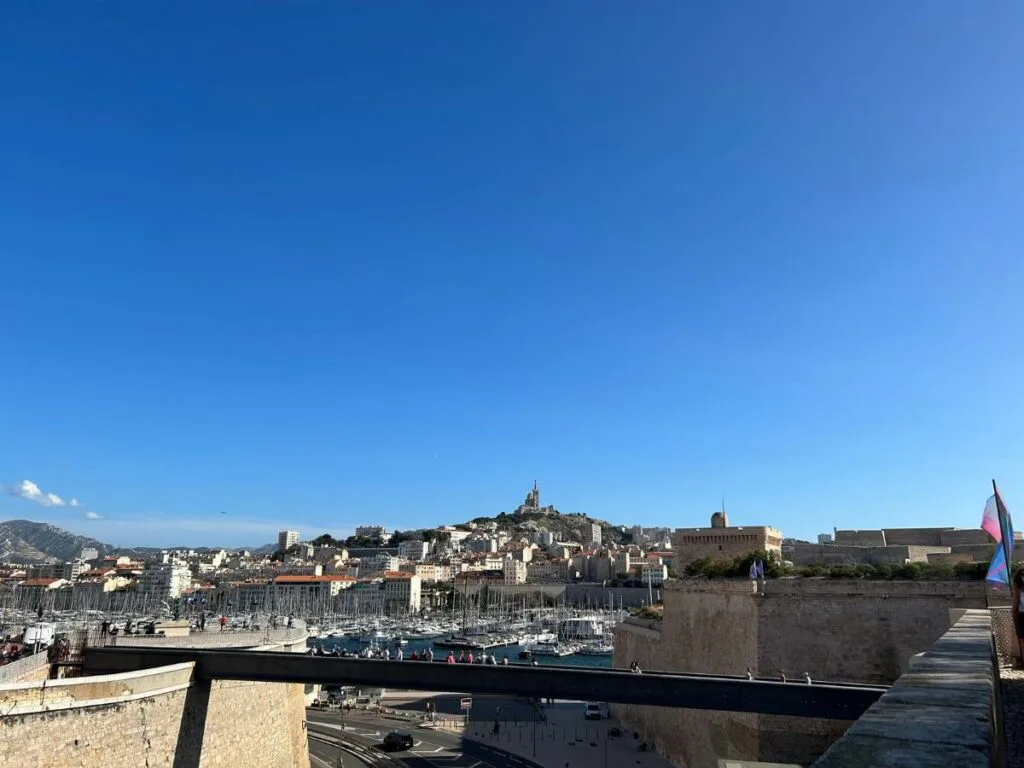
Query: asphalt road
[
  {"left": 307, "top": 704, "right": 544, "bottom": 768},
  {"left": 308, "top": 731, "right": 371, "bottom": 768}
]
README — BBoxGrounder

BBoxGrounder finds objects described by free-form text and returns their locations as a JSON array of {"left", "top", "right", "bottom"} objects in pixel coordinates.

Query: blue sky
[{"left": 2, "top": 4, "right": 1023, "bottom": 547}]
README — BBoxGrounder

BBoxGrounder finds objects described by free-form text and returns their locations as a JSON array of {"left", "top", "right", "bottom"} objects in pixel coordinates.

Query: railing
[
  {"left": 990, "top": 606, "right": 1017, "bottom": 666},
  {"left": 0, "top": 652, "right": 49, "bottom": 684},
  {"left": 97, "top": 627, "right": 307, "bottom": 649}
]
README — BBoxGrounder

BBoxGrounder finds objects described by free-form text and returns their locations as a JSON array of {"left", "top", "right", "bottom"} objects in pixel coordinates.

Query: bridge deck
[{"left": 83, "top": 647, "right": 884, "bottom": 720}]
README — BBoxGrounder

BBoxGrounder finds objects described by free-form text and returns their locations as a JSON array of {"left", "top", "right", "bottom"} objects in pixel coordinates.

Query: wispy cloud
[
  {"left": 5, "top": 479, "right": 103, "bottom": 519},
  {"left": 5, "top": 479, "right": 70, "bottom": 507}
]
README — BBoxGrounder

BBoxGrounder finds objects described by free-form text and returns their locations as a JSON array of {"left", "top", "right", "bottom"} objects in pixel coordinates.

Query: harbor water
[{"left": 307, "top": 636, "right": 614, "bottom": 670}]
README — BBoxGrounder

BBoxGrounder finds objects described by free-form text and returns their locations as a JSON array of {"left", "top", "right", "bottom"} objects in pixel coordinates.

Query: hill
[
  {"left": 477, "top": 509, "right": 626, "bottom": 545},
  {"left": 0, "top": 520, "right": 115, "bottom": 563}
]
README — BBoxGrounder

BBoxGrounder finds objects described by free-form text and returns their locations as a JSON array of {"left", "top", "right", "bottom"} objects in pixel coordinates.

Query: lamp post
[{"left": 533, "top": 705, "right": 538, "bottom": 757}]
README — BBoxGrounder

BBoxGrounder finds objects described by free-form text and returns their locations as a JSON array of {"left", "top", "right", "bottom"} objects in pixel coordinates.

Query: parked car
[
  {"left": 584, "top": 702, "right": 602, "bottom": 720},
  {"left": 383, "top": 730, "right": 414, "bottom": 751}
]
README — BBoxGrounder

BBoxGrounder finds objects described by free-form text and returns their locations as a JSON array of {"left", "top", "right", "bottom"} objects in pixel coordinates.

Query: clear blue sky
[{"left": 2, "top": 4, "right": 1023, "bottom": 547}]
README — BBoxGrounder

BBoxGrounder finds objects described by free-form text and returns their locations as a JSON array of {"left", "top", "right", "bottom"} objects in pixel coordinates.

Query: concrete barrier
[{"left": 811, "top": 610, "right": 1000, "bottom": 767}]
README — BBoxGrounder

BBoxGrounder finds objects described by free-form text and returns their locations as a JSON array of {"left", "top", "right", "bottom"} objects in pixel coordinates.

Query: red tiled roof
[
  {"left": 23, "top": 578, "right": 58, "bottom": 587},
  {"left": 383, "top": 571, "right": 413, "bottom": 579},
  {"left": 273, "top": 575, "right": 355, "bottom": 584}
]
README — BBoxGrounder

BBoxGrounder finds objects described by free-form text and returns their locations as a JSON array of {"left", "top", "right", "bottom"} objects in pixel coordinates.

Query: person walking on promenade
[
  {"left": 446, "top": 652, "right": 455, "bottom": 664},
  {"left": 219, "top": 615, "right": 226, "bottom": 631}
]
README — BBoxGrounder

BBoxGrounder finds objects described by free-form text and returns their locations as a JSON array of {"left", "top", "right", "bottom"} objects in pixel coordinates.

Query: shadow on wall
[{"left": 172, "top": 681, "right": 211, "bottom": 768}]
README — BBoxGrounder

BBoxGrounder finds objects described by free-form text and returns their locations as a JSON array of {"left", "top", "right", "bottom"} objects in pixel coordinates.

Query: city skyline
[
  {"left": 2, "top": 5, "right": 1023, "bottom": 547},
  {"left": 0, "top": 475, "right": 1007, "bottom": 550}
]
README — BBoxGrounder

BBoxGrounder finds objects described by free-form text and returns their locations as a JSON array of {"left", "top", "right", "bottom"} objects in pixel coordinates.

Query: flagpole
[{"left": 994, "top": 479, "right": 1014, "bottom": 587}]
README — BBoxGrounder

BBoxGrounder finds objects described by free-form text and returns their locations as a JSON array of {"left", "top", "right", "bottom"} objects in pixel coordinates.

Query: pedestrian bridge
[{"left": 83, "top": 646, "right": 885, "bottom": 719}]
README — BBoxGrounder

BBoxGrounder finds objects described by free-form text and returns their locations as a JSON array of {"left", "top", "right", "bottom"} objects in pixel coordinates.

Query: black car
[{"left": 383, "top": 730, "right": 414, "bottom": 751}]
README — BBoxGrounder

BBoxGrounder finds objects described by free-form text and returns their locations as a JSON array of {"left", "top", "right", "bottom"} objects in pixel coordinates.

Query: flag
[
  {"left": 983, "top": 483, "right": 1014, "bottom": 589},
  {"left": 748, "top": 561, "right": 757, "bottom": 580},
  {"left": 982, "top": 495, "right": 1002, "bottom": 542},
  {"left": 756, "top": 560, "right": 766, "bottom": 579},
  {"left": 987, "top": 545, "right": 1009, "bottom": 588}
]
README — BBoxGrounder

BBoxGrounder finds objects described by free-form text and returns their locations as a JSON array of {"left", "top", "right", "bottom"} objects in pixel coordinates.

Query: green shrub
[{"left": 680, "top": 550, "right": 1005, "bottom": 581}]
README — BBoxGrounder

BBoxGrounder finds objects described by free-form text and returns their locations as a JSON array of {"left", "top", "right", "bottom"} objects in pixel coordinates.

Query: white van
[
  {"left": 584, "top": 702, "right": 602, "bottom": 720},
  {"left": 23, "top": 623, "right": 56, "bottom": 649}
]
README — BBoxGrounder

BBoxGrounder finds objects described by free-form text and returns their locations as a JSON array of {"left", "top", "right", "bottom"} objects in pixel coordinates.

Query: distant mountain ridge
[
  {"left": 0, "top": 520, "right": 114, "bottom": 564},
  {"left": 0, "top": 520, "right": 274, "bottom": 564}
]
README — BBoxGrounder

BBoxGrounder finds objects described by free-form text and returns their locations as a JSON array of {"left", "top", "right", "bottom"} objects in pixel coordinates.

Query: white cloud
[
  {"left": 6, "top": 480, "right": 70, "bottom": 507},
  {"left": 69, "top": 498, "right": 80, "bottom": 507},
  {"left": 83, "top": 511, "right": 103, "bottom": 520}
]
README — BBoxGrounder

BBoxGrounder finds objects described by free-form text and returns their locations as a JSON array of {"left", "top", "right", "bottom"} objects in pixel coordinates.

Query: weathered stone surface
[
  {"left": 810, "top": 610, "right": 995, "bottom": 768},
  {"left": 0, "top": 634, "right": 310, "bottom": 767},
  {"left": 851, "top": 703, "right": 990, "bottom": 748},
  {"left": 613, "top": 587, "right": 994, "bottom": 768},
  {"left": 811, "top": 734, "right": 988, "bottom": 768}
]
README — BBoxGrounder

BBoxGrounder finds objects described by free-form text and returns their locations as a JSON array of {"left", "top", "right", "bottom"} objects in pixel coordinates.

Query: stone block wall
[
  {"left": 0, "top": 652, "right": 49, "bottom": 684},
  {"left": 0, "top": 634, "right": 311, "bottom": 767},
  {"left": 811, "top": 610, "right": 999, "bottom": 768},
  {"left": 0, "top": 682, "right": 191, "bottom": 766},
  {"left": 0, "top": 666, "right": 310, "bottom": 767},
  {"left": 833, "top": 530, "right": 887, "bottom": 547},
  {"left": 198, "top": 678, "right": 310, "bottom": 767},
  {"left": 756, "top": 579, "right": 984, "bottom": 683},
  {"left": 785, "top": 543, "right": 950, "bottom": 567},
  {"left": 611, "top": 579, "right": 989, "bottom": 767},
  {"left": 940, "top": 529, "right": 993, "bottom": 547}
]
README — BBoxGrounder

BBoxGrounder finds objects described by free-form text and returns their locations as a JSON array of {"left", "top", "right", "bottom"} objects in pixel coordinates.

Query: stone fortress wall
[
  {"left": 0, "top": 629, "right": 310, "bottom": 768},
  {"left": 612, "top": 578, "right": 989, "bottom": 768},
  {"left": 670, "top": 512, "right": 784, "bottom": 570},
  {"left": 786, "top": 526, "right": 1000, "bottom": 567}
]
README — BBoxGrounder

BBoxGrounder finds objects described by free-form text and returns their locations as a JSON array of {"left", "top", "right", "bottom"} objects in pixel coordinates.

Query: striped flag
[
  {"left": 982, "top": 494, "right": 1002, "bottom": 542},
  {"left": 983, "top": 483, "right": 1014, "bottom": 589}
]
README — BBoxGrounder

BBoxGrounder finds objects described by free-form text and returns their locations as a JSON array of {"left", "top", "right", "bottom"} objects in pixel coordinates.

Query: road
[
  {"left": 308, "top": 730, "right": 371, "bottom": 768},
  {"left": 306, "top": 701, "right": 544, "bottom": 768}
]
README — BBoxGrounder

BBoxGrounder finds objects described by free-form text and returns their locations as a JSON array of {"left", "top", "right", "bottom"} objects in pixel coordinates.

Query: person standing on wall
[{"left": 1013, "top": 569, "right": 1024, "bottom": 666}]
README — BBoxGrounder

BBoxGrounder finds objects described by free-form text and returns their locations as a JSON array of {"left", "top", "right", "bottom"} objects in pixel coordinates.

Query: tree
[
  {"left": 311, "top": 533, "right": 341, "bottom": 547},
  {"left": 390, "top": 530, "right": 421, "bottom": 545}
]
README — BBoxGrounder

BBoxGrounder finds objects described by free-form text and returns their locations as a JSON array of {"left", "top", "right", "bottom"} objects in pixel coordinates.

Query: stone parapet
[
  {"left": 811, "top": 610, "right": 999, "bottom": 768},
  {"left": 100, "top": 627, "right": 307, "bottom": 649},
  {"left": 0, "top": 661, "right": 195, "bottom": 715},
  {"left": 0, "top": 652, "right": 49, "bottom": 684}
]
